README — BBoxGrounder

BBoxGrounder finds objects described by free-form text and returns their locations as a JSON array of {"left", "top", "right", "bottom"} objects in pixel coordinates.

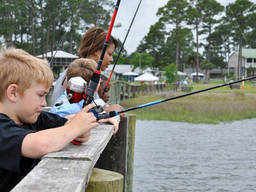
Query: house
[
  {"left": 228, "top": 48, "right": 256, "bottom": 77},
  {"left": 122, "top": 72, "right": 139, "bottom": 82},
  {"left": 103, "top": 64, "right": 148, "bottom": 81},
  {"left": 191, "top": 72, "right": 205, "bottom": 81},
  {"left": 37, "top": 50, "right": 78, "bottom": 77}
]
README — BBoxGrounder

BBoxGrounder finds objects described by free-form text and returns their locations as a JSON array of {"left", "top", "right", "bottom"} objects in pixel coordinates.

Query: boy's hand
[
  {"left": 99, "top": 117, "right": 119, "bottom": 134},
  {"left": 74, "top": 130, "right": 91, "bottom": 143},
  {"left": 64, "top": 114, "right": 75, "bottom": 124},
  {"left": 71, "top": 104, "right": 99, "bottom": 132},
  {"left": 105, "top": 104, "right": 125, "bottom": 119}
]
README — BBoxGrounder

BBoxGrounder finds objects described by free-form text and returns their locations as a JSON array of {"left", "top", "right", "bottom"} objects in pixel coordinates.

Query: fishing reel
[
  {"left": 56, "top": 76, "right": 115, "bottom": 120},
  {"left": 66, "top": 76, "right": 87, "bottom": 104},
  {"left": 67, "top": 77, "right": 107, "bottom": 114}
]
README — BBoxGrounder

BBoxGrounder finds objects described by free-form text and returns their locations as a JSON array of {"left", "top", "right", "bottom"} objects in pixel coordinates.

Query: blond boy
[{"left": 0, "top": 48, "right": 99, "bottom": 191}]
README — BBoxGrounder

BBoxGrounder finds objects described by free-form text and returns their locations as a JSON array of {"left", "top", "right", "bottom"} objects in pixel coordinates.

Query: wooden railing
[
  {"left": 46, "top": 81, "right": 167, "bottom": 106},
  {"left": 12, "top": 115, "right": 136, "bottom": 192},
  {"left": 109, "top": 81, "right": 166, "bottom": 104}
]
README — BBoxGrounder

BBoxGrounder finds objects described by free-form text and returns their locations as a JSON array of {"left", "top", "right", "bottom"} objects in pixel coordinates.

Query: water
[{"left": 133, "top": 119, "right": 256, "bottom": 192}]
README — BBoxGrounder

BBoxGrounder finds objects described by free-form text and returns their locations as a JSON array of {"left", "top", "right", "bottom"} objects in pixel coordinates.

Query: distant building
[
  {"left": 37, "top": 50, "right": 78, "bottom": 78},
  {"left": 103, "top": 64, "right": 152, "bottom": 81},
  {"left": 184, "top": 67, "right": 227, "bottom": 79},
  {"left": 191, "top": 72, "right": 205, "bottom": 81},
  {"left": 228, "top": 48, "right": 256, "bottom": 77}
]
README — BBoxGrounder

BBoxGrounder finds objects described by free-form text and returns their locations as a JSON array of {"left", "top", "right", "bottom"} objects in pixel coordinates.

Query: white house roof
[
  {"left": 229, "top": 48, "right": 256, "bottom": 60},
  {"left": 37, "top": 50, "right": 78, "bottom": 58},
  {"left": 105, "top": 64, "right": 141, "bottom": 74},
  {"left": 123, "top": 72, "right": 138, "bottom": 76},
  {"left": 191, "top": 72, "right": 205, "bottom": 76},
  {"left": 241, "top": 48, "right": 256, "bottom": 58},
  {"left": 134, "top": 73, "right": 159, "bottom": 82},
  {"left": 177, "top": 71, "right": 187, "bottom": 76}
]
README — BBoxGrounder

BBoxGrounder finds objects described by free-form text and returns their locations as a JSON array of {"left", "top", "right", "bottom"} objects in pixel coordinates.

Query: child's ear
[{"left": 6, "top": 84, "right": 19, "bottom": 102}]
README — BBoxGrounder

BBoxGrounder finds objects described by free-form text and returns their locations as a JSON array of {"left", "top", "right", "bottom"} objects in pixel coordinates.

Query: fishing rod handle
[
  {"left": 90, "top": 110, "right": 119, "bottom": 120},
  {"left": 84, "top": 70, "right": 101, "bottom": 106}
]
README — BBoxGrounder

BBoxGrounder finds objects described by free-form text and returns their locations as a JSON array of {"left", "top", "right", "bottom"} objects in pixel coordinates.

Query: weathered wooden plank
[
  {"left": 46, "top": 124, "right": 114, "bottom": 160},
  {"left": 12, "top": 123, "right": 114, "bottom": 192},
  {"left": 12, "top": 158, "right": 91, "bottom": 192}
]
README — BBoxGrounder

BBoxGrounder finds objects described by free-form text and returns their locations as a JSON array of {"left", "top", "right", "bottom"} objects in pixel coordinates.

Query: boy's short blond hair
[
  {"left": 0, "top": 47, "right": 53, "bottom": 101},
  {"left": 66, "top": 58, "right": 97, "bottom": 83}
]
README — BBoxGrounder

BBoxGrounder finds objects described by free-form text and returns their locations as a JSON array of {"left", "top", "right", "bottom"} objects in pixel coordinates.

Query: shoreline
[{"left": 121, "top": 90, "right": 256, "bottom": 124}]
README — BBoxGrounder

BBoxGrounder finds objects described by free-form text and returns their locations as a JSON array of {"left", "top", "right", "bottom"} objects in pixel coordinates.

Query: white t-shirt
[{"left": 51, "top": 70, "right": 67, "bottom": 105}]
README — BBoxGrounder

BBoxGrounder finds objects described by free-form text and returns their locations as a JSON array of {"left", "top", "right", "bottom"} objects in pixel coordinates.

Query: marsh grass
[{"left": 121, "top": 87, "right": 256, "bottom": 124}]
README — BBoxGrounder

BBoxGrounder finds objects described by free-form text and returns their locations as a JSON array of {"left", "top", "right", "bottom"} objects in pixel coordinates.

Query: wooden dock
[
  {"left": 109, "top": 81, "right": 166, "bottom": 104},
  {"left": 12, "top": 115, "right": 136, "bottom": 192}
]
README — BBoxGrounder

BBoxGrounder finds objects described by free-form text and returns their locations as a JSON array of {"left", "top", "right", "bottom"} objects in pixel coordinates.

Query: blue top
[{"left": 49, "top": 91, "right": 84, "bottom": 117}]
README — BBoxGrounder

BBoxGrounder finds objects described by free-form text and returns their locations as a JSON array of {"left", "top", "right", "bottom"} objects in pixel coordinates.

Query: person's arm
[
  {"left": 21, "top": 104, "right": 99, "bottom": 159},
  {"left": 65, "top": 114, "right": 91, "bottom": 143}
]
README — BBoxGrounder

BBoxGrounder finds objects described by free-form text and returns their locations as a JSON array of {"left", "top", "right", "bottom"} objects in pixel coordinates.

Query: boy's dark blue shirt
[{"left": 0, "top": 111, "right": 67, "bottom": 192}]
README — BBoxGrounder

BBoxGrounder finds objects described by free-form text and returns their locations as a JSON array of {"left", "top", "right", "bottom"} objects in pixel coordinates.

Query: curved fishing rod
[
  {"left": 84, "top": 0, "right": 121, "bottom": 106},
  {"left": 106, "top": 0, "right": 143, "bottom": 86},
  {"left": 94, "top": 76, "right": 256, "bottom": 120}
]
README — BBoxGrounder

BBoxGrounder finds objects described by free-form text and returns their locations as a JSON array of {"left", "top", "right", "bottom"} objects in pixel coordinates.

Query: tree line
[
  {"left": 0, "top": 0, "right": 114, "bottom": 55},
  {"left": 132, "top": 0, "right": 256, "bottom": 81}
]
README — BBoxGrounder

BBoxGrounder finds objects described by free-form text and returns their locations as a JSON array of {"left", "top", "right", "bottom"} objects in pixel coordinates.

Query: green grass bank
[{"left": 120, "top": 82, "right": 256, "bottom": 124}]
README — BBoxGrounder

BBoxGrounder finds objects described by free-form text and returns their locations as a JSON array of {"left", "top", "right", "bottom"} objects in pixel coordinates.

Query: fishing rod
[
  {"left": 84, "top": 0, "right": 121, "bottom": 106},
  {"left": 106, "top": 0, "right": 143, "bottom": 87},
  {"left": 93, "top": 75, "right": 256, "bottom": 120}
]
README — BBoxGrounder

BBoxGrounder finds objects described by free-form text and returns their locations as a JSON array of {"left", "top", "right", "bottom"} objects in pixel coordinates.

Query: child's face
[
  {"left": 15, "top": 82, "right": 49, "bottom": 124},
  {"left": 98, "top": 81, "right": 110, "bottom": 103},
  {"left": 102, "top": 87, "right": 110, "bottom": 103}
]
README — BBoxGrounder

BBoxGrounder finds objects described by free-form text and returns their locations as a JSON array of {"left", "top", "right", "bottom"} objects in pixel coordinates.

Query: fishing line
[
  {"left": 94, "top": 76, "right": 256, "bottom": 120},
  {"left": 106, "top": 0, "right": 143, "bottom": 86},
  {"left": 84, "top": 0, "right": 121, "bottom": 106}
]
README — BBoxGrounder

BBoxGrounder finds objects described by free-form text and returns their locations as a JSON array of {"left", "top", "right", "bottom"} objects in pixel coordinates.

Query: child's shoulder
[
  {"left": 0, "top": 113, "right": 16, "bottom": 124},
  {"left": 0, "top": 113, "right": 34, "bottom": 138}
]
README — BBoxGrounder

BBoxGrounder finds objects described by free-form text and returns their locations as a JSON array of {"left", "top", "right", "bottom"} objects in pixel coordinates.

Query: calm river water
[{"left": 133, "top": 119, "right": 256, "bottom": 192}]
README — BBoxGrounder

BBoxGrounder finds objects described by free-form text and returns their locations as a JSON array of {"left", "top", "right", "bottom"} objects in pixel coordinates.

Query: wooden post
[
  {"left": 86, "top": 168, "right": 123, "bottom": 192},
  {"left": 95, "top": 117, "right": 128, "bottom": 178},
  {"left": 125, "top": 114, "right": 136, "bottom": 192},
  {"left": 109, "top": 81, "right": 121, "bottom": 104},
  {"left": 95, "top": 114, "right": 136, "bottom": 192}
]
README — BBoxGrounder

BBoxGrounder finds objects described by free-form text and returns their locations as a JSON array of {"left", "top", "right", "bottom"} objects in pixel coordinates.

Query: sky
[{"left": 111, "top": 0, "right": 256, "bottom": 55}]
